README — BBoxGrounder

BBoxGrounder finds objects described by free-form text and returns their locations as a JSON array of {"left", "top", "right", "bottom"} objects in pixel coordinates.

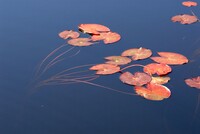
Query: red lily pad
[
  {"left": 91, "top": 32, "right": 121, "bottom": 44},
  {"left": 89, "top": 63, "right": 120, "bottom": 75},
  {"left": 134, "top": 83, "right": 171, "bottom": 101},
  {"left": 171, "top": 14, "right": 198, "bottom": 24},
  {"left": 143, "top": 63, "right": 172, "bottom": 75},
  {"left": 119, "top": 72, "right": 152, "bottom": 86},
  {"left": 150, "top": 52, "right": 189, "bottom": 65},
  {"left": 67, "top": 38, "right": 94, "bottom": 46},
  {"left": 182, "top": 1, "right": 197, "bottom": 7},
  {"left": 104, "top": 56, "right": 131, "bottom": 65},
  {"left": 151, "top": 76, "right": 170, "bottom": 85},
  {"left": 58, "top": 30, "right": 80, "bottom": 39},
  {"left": 185, "top": 76, "right": 200, "bottom": 89},
  {"left": 78, "top": 24, "right": 110, "bottom": 35},
  {"left": 121, "top": 47, "right": 152, "bottom": 60}
]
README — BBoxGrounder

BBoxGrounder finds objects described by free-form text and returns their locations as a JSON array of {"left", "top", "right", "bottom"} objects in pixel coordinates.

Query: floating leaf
[
  {"left": 119, "top": 72, "right": 152, "bottom": 86},
  {"left": 58, "top": 30, "right": 80, "bottom": 39},
  {"left": 68, "top": 38, "right": 94, "bottom": 46},
  {"left": 89, "top": 63, "right": 120, "bottom": 75},
  {"left": 151, "top": 76, "right": 170, "bottom": 84},
  {"left": 78, "top": 24, "right": 110, "bottom": 34},
  {"left": 171, "top": 15, "right": 182, "bottom": 22},
  {"left": 91, "top": 32, "right": 121, "bottom": 44},
  {"left": 134, "top": 83, "right": 171, "bottom": 101},
  {"left": 91, "top": 34, "right": 105, "bottom": 41},
  {"left": 182, "top": 1, "right": 197, "bottom": 7},
  {"left": 151, "top": 52, "right": 189, "bottom": 65},
  {"left": 171, "top": 14, "right": 198, "bottom": 24},
  {"left": 143, "top": 63, "right": 172, "bottom": 75},
  {"left": 185, "top": 76, "right": 200, "bottom": 89},
  {"left": 104, "top": 56, "right": 131, "bottom": 65},
  {"left": 121, "top": 47, "right": 152, "bottom": 60}
]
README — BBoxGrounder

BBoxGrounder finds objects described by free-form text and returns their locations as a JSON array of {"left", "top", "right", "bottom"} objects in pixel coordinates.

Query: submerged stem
[
  {"left": 35, "top": 43, "right": 67, "bottom": 77},
  {"left": 42, "top": 46, "right": 75, "bottom": 72},
  {"left": 53, "top": 64, "right": 96, "bottom": 77},
  {"left": 190, "top": 10, "right": 200, "bottom": 22},
  {"left": 68, "top": 79, "right": 137, "bottom": 96},
  {"left": 120, "top": 64, "right": 144, "bottom": 72}
]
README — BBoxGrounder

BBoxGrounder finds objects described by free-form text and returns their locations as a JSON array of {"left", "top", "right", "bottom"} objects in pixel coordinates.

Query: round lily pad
[{"left": 121, "top": 47, "right": 152, "bottom": 60}]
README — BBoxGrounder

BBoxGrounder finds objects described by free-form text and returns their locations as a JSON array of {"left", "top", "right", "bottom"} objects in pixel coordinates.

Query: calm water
[{"left": 1, "top": 0, "right": 200, "bottom": 134}]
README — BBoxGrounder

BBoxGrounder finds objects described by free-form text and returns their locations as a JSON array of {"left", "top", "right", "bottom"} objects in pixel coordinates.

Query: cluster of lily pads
[
  {"left": 58, "top": 24, "right": 121, "bottom": 46},
  {"left": 36, "top": 21, "right": 200, "bottom": 101},
  {"left": 171, "top": 1, "right": 199, "bottom": 24},
  {"left": 34, "top": 24, "right": 121, "bottom": 88},
  {"left": 89, "top": 47, "right": 189, "bottom": 101}
]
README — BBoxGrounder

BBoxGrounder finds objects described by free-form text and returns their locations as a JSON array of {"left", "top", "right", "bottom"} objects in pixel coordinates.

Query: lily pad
[
  {"left": 151, "top": 52, "right": 189, "bottom": 65},
  {"left": 91, "top": 32, "right": 121, "bottom": 44},
  {"left": 134, "top": 83, "right": 171, "bottom": 101},
  {"left": 58, "top": 30, "right": 80, "bottom": 39},
  {"left": 89, "top": 63, "right": 120, "bottom": 75},
  {"left": 185, "top": 76, "right": 200, "bottom": 89},
  {"left": 68, "top": 38, "right": 94, "bottom": 46},
  {"left": 143, "top": 63, "right": 172, "bottom": 75},
  {"left": 171, "top": 14, "right": 198, "bottom": 24},
  {"left": 105, "top": 56, "right": 131, "bottom": 65},
  {"left": 182, "top": 1, "right": 197, "bottom": 7},
  {"left": 151, "top": 76, "right": 170, "bottom": 84},
  {"left": 119, "top": 72, "right": 152, "bottom": 86},
  {"left": 121, "top": 47, "right": 152, "bottom": 60},
  {"left": 78, "top": 24, "right": 110, "bottom": 35}
]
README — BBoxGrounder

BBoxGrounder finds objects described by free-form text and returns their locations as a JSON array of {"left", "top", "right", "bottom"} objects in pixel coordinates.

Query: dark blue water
[{"left": 1, "top": 0, "right": 200, "bottom": 134}]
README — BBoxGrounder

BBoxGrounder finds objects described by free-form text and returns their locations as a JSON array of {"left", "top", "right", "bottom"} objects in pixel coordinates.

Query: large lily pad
[
  {"left": 78, "top": 24, "right": 110, "bottom": 34},
  {"left": 143, "top": 63, "right": 172, "bottom": 75},
  {"left": 151, "top": 52, "right": 189, "bottom": 65},
  {"left": 134, "top": 83, "right": 171, "bottom": 101},
  {"left": 171, "top": 14, "right": 198, "bottom": 24}
]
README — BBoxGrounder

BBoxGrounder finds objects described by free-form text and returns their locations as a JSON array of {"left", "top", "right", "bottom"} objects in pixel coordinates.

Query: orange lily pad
[
  {"left": 171, "top": 14, "right": 198, "bottom": 24},
  {"left": 151, "top": 76, "right": 170, "bottom": 84},
  {"left": 182, "top": 1, "right": 197, "bottom": 7},
  {"left": 58, "top": 30, "right": 80, "bottom": 39},
  {"left": 121, "top": 47, "right": 152, "bottom": 60},
  {"left": 67, "top": 38, "right": 94, "bottom": 46},
  {"left": 150, "top": 52, "right": 189, "bottom": 65},
  {"left": 143, "top": 63, "right": 172, "bottom": 75},
  {"left": 78, "top": 24, "right": 110, "bottom": 35},
  {"left": 119, "top": 72, "right": 152, "bottom": 86},
  {"left": 104, "top": 56, "right": 131, "bottom": 65},
  {"left": 89, "top": 63, "right": 120, "bottom": 75},
  {"left": 185, "top": 76, "right": 200, "bottom": 89},
  {"left": 134, "top": 83, "right": 171, "bottom": 101},
  {"left": 91, "top": 32, "right": 121, "bottom": 44}
]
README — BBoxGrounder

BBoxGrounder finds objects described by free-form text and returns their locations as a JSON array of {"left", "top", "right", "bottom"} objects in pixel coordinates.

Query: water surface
[{"left": 0, "top": 0, "right": 200, "bottom": 134}]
